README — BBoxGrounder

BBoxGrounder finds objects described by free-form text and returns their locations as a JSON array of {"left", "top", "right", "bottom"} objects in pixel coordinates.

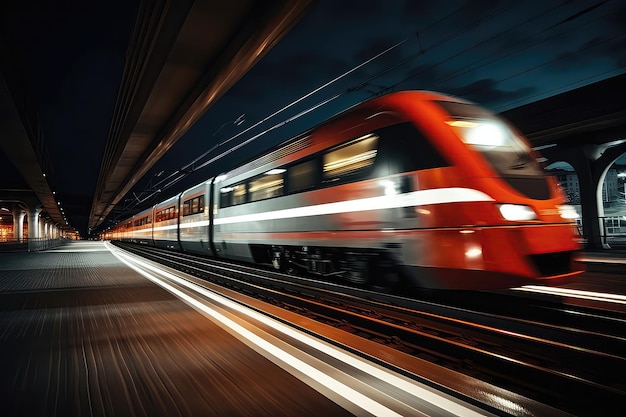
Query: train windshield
[{"left": 435, "top": 100, "right": 550, "bottom": 199}]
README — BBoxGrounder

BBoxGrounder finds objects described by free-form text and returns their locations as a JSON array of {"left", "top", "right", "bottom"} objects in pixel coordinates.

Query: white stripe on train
[{"left": 148, "top": 187, "right": 494, "bottom": 232}]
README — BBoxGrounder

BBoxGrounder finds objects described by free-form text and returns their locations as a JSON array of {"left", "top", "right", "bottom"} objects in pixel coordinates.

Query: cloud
[{"left": 445, "top": 78, "right": 536, "bottom": 107}]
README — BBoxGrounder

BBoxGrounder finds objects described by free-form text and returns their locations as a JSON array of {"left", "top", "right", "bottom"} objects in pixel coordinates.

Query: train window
[
  {"left": 156, "top": 206, "right": 176, "bottom": 221},
  {"left": 374, "top": 122, "right": 449, "bottom": 174},
  {"left": 437, "top": 100, "right": 550, "bottom": 199},
  {"left": 232, "top": 184, "right": 247, "bottom": 205},
  {"left": 220, "top": 183, "right": 247, "bottom": 207},
  {"left": 250, "top": 171, "right": 284, "bottom": 202},
  {"left": 219, "top": 187, "right": 232, "bottom": 207},
  {"left": 183, "top": 196, "right": 204, "bottom": 216},
  {"left": 197, "top": 196, "right": 204, "bottom": 213},
  {"left": 323, "top": 134, "right": 378, "bottom": 180},
  {"left": 288, "top": 160, "right": 318, "bottom": 192}
]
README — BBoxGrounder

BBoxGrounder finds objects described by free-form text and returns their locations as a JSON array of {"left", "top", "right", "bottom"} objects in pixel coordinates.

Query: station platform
[
  {"left": 1, "top": 241, "right": 623, "bottom": 417},
  {"left": 0, "top": 241, "right": 354, "bottom": 417}
]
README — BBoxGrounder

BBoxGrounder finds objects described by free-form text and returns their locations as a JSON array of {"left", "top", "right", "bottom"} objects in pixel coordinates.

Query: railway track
[{"left": 113, "top": 241, "right": 626, "bottom": 416}]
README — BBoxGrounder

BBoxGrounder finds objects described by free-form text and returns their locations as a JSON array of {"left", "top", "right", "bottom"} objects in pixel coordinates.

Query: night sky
[{"left": 1, "top": 0, "right": 625, "bottom": 236}]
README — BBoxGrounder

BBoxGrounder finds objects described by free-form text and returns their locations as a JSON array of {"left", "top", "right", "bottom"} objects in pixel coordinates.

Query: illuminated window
[
  {"left": 323, "top": 134, "right": 378, "bottom": 179},
  {"left": 156, "top": 206, "right": 176, "bottom": 222},
  {"left": 183, "top": 196, "right": 204, "bottom": 216},
  {"left": 221, "top": 184, "right": 247, "bottom": 207},
  {"left": 250, "top": 173, "right": 284, "bottom": 202}
]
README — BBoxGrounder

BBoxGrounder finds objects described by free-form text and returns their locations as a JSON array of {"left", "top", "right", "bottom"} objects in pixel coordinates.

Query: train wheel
[
  {"left": 344, "top": 253, "right": 371, "bottom": 285},
  {"left": 372, "top": 270, "right": 401, "bottom": 293},
  {"left": 370, "top": 255, "right": 403, "bottom": 293}
]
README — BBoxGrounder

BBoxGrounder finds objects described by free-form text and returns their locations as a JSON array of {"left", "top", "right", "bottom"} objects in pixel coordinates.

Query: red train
[{"left": 104, "top": 91, "right": 584, "bottom": 289}]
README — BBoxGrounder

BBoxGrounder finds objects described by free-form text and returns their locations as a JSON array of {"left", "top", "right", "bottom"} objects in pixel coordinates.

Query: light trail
[
  {"left": 106, "top": 242, "right": 492, "bottom": 417},
  {"left": 516, "top": 285, "right": 626, "bottom": 305}
]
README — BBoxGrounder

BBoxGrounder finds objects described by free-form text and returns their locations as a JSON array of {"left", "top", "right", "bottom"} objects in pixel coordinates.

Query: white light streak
[
  {"left": 516, "top": 286, "right": 626, "bottom": 304},
  {"left": 106, "top": 243, "right": 490, "bottom": 417}
]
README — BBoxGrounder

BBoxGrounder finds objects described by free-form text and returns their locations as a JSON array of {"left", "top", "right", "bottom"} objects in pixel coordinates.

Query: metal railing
[
  {"left": 573, "top": 216, "right": 626, "bottom": 249},
  {"left": 601, "top": 216, "right": 626, "bottom": 248},
  {"left": 0, "top": 238, "right": 71, "bottom": 252}
]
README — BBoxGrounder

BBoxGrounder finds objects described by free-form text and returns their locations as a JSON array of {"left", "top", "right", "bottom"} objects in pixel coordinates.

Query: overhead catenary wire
[
  {"left": 409, "top": 3, "right": 624, "bottom": 111},
  {"left": 120, "top": 1, "right": 520, "bottom": 214},
  {"left": 141, "top": 37, "right": 415, "bottom": 197},
  {"left": 109, "top": 0, "right": 619, "bottom": 225}
]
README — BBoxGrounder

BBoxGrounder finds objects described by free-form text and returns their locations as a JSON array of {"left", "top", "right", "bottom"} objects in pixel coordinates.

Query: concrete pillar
[
  {"left": 39, "top": 216, "right": 45, "bottom": 239},
  {"left": 574, "top": 151, "right": 606, "bottom": 249},
  {"left": 542, "top": 145, "right": 605, "bottom": 249},
  {"left": 12, "top": 206, "right": 25, "bottom": 242},
  {"left": 28, "top": 207, "right": 41, "bottom": 239}
]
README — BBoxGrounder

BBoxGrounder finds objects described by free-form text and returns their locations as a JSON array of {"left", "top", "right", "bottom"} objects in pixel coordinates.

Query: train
[{"left": 103, "top": 90, "right": 584, "bottom": 290}]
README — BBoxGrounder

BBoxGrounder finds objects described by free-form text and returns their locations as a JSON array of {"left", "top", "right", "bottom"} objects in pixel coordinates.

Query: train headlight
[
  {"left": 448, "top": 120, "right": 507, "bottom": 148},
  {"left": 557, "top": 205, "right": 579, "bottom": 220},
  {"left": 498, "top": 204, "right": 537, "bottom": 221}
]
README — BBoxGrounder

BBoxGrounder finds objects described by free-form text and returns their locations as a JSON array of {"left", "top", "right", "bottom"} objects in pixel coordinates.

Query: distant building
[
  {"left": 546, "top": 167, "right": 623, "bottom": 204},
  {"left": 549, "top": 168, "right": 580, "bottom": 204}
]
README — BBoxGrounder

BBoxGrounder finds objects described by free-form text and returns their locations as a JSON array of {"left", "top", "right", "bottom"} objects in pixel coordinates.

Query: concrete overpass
[{"left": 0, "top": 0, "right": 316, "bottom": 240}]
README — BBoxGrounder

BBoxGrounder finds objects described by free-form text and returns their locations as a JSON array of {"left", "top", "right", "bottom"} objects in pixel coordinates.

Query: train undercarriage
[{"left": 249, "top": 244, "right": 403, "bottom": 289}]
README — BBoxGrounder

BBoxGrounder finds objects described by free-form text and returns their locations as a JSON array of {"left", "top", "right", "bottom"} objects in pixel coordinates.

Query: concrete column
[
  {"left": 12, "top": 206, "right": 25, "bottom": 242},
  {"left": 575, "top": 152, "right": 606, "bottom": 249},
  {"left": 39, "top": 216, "right": 45, "bottom": 239},
  {"left": 28, "top": 207, "right": 41, "bottom": 239},
  {"left": 542, "top": 145, "right": 605, "bottom": 249}
]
